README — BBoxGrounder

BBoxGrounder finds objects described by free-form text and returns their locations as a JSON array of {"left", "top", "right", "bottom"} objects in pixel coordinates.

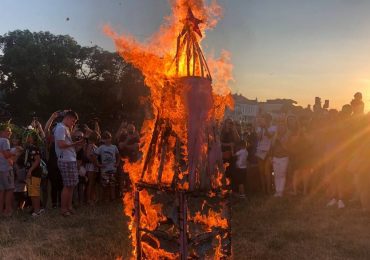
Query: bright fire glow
[{"left": 106, "top": 0, "right": 233, "bottom": 258}]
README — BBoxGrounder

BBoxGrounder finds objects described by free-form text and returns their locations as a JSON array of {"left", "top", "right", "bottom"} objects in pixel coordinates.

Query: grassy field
[
  {"left": 232, "top": 196, "right": 370, "bottom": 259},
  {"left": 0, "top": 202, "right": 130, "bottom": 260},
  {"left": 1, "top": 196, "right": 370, "bottom": 260}
]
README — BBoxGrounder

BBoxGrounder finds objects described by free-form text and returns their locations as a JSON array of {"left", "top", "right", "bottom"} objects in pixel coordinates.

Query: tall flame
[
  {"left": 106, "top": 0, "right": 233, "bottom": 258},
  {"left": 104, "top": 0, "right": 233, "bottom": 115}
]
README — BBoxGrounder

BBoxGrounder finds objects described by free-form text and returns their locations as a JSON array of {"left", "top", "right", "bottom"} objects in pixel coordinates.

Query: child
[
  {"left": 24, "top": 130, "right": 45, "bottom": 217},
  {"left": 77, "top": 163, "right": 87, "bottom": 205},
  {"left": 95, "top": 131, "right": 120, "bottom": 202},
  {"left": 85, "top": 131, "right": 99, "bottom": 205},
  {"left": 233, "top": 141, "right": 248, "bottom": 199},
  {"left": 73, "top": 130, "right": 86, "bottom": 207}
]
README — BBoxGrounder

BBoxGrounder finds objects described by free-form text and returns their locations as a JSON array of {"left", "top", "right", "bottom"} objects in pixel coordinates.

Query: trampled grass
[{"left": 1, "top": 196, "right": 370, "bottom": 259}]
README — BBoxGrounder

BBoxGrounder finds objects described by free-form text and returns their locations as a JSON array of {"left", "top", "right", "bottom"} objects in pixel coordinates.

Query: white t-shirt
[
  {"left": 256, "top": 126, "right": 277, "bottom": 151},
  {"left": 54, "top": 123, "right": 76, "bottom": 162},
  {"left": 95, "top": 144, "right": 119, "bottom": 173},
  {"left": 235, "top": 148, "right": 248, "bottom": 169}
]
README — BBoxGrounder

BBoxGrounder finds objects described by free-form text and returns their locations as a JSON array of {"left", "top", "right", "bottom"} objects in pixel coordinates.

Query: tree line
[{"left": 0, "top": 30, "right": 148, "bottom": 128}]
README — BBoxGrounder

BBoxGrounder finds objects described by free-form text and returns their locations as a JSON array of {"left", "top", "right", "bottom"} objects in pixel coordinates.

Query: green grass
[
  {"left": 1, "top": 196, "right": 370, "bottom": 259},
  {"left": 232, "top": 196, "right": 370, "bottom": 259},
  {"left": 0, "top": 202, "right": 130, "bottom": 260}
]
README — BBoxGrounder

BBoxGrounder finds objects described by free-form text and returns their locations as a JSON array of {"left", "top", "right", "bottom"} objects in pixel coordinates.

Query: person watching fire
[
  {"left": 54, "top": 111, "right": 84, "bottom": 217},
  {"left": 95, "top": 131, "right": 120, "bottom": 202}
]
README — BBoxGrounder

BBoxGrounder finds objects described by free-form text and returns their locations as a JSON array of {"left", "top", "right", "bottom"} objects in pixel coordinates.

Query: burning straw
[{"left": 106, "top": 1, "right": 233, "bottom": 259}]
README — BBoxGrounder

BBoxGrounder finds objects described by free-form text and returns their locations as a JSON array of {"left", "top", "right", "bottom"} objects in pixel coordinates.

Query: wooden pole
[
  {"left": 140, "top": 115, "right": 161, "bottom": 180},
  {"left": 186, "top": 33, "right": 191, "bottom": 76},
  {"left": 191, "top": 37, "right": 196, "bottom": 76},
  {"left": 179, "top": 191, "right": 188, "bottom": 260},
  {"left": 134, "top": 188, "right": 142, "bottom": 260},
  {"left": 195, "top": 43, "right": 212, "bottom": 81}
]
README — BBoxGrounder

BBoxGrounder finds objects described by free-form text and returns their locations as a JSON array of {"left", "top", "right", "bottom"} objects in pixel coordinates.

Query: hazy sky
[{"left": 1, "top": 0, "right": 370, "bottom": 110}]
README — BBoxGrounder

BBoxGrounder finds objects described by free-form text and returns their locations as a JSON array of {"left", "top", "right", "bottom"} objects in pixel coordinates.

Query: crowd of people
[
  {"left": 222, "top": 92, "right": 370, "bottom": 212},
  {"left": 1, "top": 92, "right": 370, "bottom": 218},
  {"left": 0, "top": 110, "right": 139, "bottom": 217}
]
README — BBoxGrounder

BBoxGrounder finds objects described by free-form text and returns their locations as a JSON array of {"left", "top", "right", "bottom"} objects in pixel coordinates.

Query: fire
[
  {"left": 193, "top": 209, "right": 228, "bottom": 231},
  {"left": 106, "top": 0, "right": 233, "bottom": 258},
  {"left": 104, "top": 0, "right": 233, "bottom": 121}
]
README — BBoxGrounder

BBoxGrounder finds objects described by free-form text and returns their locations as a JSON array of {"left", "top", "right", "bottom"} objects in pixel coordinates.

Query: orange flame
[
  {"left": 107, "top": 0, "right": 232, "bottom": 258},
  {"left": 193, "top": 209, "right": 228, "bottom": 231},
  {"left": 104, "top": 0, "right": 233, "bottom": 119}
]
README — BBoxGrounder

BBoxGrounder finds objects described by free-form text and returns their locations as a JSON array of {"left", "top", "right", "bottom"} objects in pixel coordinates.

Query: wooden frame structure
[
  {"left": 172, "top": 8, "right": 212, "bottom": 80},
  {"left": 134, "top": 182, "right": 231, "bottom": 259}
]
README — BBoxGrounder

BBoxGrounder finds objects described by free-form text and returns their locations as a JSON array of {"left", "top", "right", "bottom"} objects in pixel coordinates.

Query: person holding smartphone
[{"left": 54, "top": 111, "right": 84, "bottom": 216}]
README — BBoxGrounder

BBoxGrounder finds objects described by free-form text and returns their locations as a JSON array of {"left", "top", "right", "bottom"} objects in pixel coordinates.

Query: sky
[{"left": 1, "top": 0, "right": 370, "bottom": 110}]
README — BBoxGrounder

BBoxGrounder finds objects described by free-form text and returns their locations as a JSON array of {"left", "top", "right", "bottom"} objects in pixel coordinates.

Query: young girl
[
  {"left": 24, "top": 130, "right": 44, "bottom": 217},
  {"left": 77, "top": 161, "right": 87, "bottom": 205},
  {"left": 233, "top": 141, "right": 248, "bottom": 199},
  {"left": 85, "top": 131, "right": 100, "bottom": 205}
]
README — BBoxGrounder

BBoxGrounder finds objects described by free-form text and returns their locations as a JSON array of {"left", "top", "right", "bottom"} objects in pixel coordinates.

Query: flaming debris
[{"left": 106, "top": 0, "right": 233, "bottom": 259}]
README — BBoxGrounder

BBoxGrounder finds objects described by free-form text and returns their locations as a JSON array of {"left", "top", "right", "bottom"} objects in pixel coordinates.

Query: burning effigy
[{"left": 105, "top": 0, "right": 233, "bottom": 259}]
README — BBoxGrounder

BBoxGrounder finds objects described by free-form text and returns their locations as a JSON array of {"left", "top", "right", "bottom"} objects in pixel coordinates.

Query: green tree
[
  {"left": 0, "top": 30, "right": 80, "bottom": 119},
  {"left": 0, "top": 30, "right": 148, "bottom": 127}
]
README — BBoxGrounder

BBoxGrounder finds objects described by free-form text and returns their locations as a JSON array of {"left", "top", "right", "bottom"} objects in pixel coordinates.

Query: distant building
[
  {"left": 226, "top": 95, "right": 303, "bottom": 124},
  {"left": 225, "top": 94, "right": 259, "bottom": 123},
  {"left": 259, "top": 99, "right": 298, "bottom": 119}
]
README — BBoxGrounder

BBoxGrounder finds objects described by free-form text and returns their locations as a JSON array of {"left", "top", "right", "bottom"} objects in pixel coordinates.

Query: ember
[{"left": 106, "top": 1, "right": 233, "bottom": 259}]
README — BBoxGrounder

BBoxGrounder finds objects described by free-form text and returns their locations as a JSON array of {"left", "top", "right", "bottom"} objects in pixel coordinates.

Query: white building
[
  {"left": 225, "top": 95, "right": 299, "bottom": 124},
  {"left": 225, "top": 94, "right": 259, "bottom": 123}
]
